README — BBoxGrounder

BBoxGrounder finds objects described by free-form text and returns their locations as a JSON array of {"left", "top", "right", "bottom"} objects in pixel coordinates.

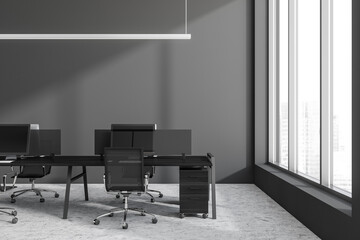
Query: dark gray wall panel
[
  {"left": 255, "top": 166, "right": 353, "bottom": 240},
  {"left": 0, "top": 0, "right": 254, "bottom": 183},
  {"left": 352, "top": 0, "right": 360, "bottom": 237}
]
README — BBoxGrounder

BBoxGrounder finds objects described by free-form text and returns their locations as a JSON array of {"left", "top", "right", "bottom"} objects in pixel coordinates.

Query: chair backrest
[
  {"left": 20, "top": 129, "right": 61, "bottom": 177},
  {"left": 20, "top": 126, "right": 48, "bottom": 177},
  {"left": 94, "top": 129, "right": 111, "bottom": 155},
  {"left": 104, "top": 148, "right": 144, "bottom": 192}
]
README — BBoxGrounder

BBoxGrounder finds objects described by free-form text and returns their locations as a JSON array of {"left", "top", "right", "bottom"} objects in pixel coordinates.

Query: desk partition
[{"left": 95, "top": 129, "right": 191, "bottom": 156}]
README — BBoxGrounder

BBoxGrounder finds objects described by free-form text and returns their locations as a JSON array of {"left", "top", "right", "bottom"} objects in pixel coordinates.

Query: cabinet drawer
[
  {"left": 180, "top": 169, "right": 208, "bottom": 183},
  {"left": 180, "top": 183, "right": 209, "bottom": 195},
  {"left": 180, "top": 194, "right": 208, "bottom": 213}
]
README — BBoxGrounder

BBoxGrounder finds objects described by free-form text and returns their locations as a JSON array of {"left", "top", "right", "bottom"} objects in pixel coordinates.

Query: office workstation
[
  {"left": 0, "top": 123, "right": 216, "bottom": 226},
  {"left": 0, "top": 0, "right": 357, "bottom": 239}
]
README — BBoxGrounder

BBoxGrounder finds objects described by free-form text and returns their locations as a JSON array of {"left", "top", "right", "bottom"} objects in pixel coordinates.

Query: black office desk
[{"left": 0, "top": 154, "right": 216, "bottom": 220}]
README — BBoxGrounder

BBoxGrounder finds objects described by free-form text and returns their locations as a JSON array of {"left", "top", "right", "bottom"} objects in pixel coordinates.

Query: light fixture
[
  {"left": 0, "top": 0, "right": 190, "bottom": 40},
  {"left": 0, "top": 34, "right": 191, "bottom": 40}
]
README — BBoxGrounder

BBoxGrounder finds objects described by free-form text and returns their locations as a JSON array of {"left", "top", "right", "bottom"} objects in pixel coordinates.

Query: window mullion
[
  {"left": 288, "top": 0, "right": 298, "bottom": 173},
  {"left": 269, "top": 0, "right": 278, "bottom": 164},
  {"left": 321, "top": 0, "right": 333, "bottom": 187}
]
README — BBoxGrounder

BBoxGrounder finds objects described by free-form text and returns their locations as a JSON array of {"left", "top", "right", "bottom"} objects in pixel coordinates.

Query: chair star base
[
  {"left": 10, "top": 180, "right": 59, "bottom": 203},
  {"left": 0, "top": 207, "right": 18, "bottom": 224},
  {"left": 93, "top": 194, "right": 157, "bottom": 229}
]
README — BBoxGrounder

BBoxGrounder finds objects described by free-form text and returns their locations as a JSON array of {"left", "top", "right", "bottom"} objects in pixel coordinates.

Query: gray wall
[{"left": 0, "top": 0, "right": 254, "bottom": 183}]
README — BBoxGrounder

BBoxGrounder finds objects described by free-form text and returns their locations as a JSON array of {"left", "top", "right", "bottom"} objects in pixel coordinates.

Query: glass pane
[
  {"left": 297, "top": 0, "right": 320, "bottom": 181},
  {"left": 332, "top": 0, "right": 352, "bottom": 194},
  {"left": 278, "top": 0, "right": 289, "bottom": 169}
]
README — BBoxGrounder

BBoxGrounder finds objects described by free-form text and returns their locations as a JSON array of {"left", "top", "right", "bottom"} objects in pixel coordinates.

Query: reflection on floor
[{"left": 0, "top": 184, "right": 319, "bottom": 240}]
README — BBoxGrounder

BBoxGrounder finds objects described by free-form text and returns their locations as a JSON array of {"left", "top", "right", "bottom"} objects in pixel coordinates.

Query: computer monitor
[{"left": 0, "top": 124, "right": 31, "bottom": 157}]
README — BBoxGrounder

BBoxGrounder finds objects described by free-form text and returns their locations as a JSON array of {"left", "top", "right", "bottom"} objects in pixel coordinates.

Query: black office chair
[
  {"left": 115, "top": 166, "right": 163, "bottom": 203},
  {"left": 93, "top": 148, "right": 158, "bottom": 229},
  {"left": 140, "top": 166, "right": 163, "bottom": 202},
  {"left": 10, "top": 128, "right": 60, "bottom": 203},
  {"left": 10, "top": 165, "right": 59, "bottom": 203},
  {"left": 0, "top": 168, "right": 18, "bottom": 223},
  {"left": 0, "top": 206, "right": 18, "bottom": 224},
  {"left": 1, "top": 180, "right": 18, "bottom": 224},
  {"left": 110, "top": 124, "right": 163, "bottom": 203}
]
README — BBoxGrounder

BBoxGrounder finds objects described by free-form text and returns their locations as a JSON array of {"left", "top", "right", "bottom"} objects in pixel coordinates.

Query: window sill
[{"left": 256, "top": 163, "right": 352, "bottom": 217}]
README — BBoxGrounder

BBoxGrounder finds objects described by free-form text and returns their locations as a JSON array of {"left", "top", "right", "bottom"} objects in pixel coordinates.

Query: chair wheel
[
  {"left": 93, "top": 219, "right": 100, "bottom": 225},
  {"left": 179, "top": 213, "right": 185, "bottom": 219},
  {"left": 108, "top": 213, "right": 114, "bottom": 217},
  {"left": 159, "top": 193, "right": 163, "bottom": 198},
  {"left": 202, "top": 213, "right": 208, "bottom": 219},
  {"left": 55, "top": 193, "right": 60, "bottom": 198},
  {"left": 141, "top": 211, "right": 146, "bottom": 216},
  {"left": 10, "top": 194, "right": 15, "bottom": 198},
  {"left": 40, "top": 198, "right": 45, "bottom": 203},
  {"left": 152, "top": 218, "right": 158, "bottom": 224},
  {"left": 122, "top": 223, "right": 128, "bottom": 229},
  {"left": 12, "top": 217, "right": 18, "bottom": 224},
  {"left": 150, "top": 198, "right": 155, "bottom": 203},
  {"left": 11, "top": 211, "right": 17, "bottom": 216},
  {"left": 11, "top": 198, "right": 16, "bottom": 203},
  {"left": 116, "top": 194, "right": 120, "bottom": 199}
]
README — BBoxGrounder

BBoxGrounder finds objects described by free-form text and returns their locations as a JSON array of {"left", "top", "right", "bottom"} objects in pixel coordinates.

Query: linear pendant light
[
  {"left": 0, "top": 34, "right": 191, "bottom": 40},
  {"left": 0, "top": 0, "right": 190, "bottom": 40}
]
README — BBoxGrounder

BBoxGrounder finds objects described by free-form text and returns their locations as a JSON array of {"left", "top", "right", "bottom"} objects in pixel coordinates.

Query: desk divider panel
[{"left": 94, "top": 129, "right": 191, "bottom": 156}]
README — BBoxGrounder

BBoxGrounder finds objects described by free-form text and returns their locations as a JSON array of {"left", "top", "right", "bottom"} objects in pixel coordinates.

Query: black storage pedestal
[{"left": 179, "top": 167, "right": 209, "bottom": 219}]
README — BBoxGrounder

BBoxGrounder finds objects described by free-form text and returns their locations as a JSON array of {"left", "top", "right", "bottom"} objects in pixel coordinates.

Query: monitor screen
[{"left": 0, "top": 124, "right": 30, "bottom": 156}]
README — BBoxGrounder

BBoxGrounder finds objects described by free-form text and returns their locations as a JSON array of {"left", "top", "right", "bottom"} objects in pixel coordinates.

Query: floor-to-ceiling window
[{"left": 268, "top": 0, "right": 352, "bottom": 196}]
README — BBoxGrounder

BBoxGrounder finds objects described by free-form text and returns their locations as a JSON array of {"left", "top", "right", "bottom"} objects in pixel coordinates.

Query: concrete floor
[{"left": 0, "top": 184, "right": 319, "bottom": 240}]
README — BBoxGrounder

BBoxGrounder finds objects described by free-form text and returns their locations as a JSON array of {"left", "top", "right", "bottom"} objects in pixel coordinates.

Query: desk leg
[
  {"left": 63, "top": 166, "right": 73, "bottom": 219},
  {"left": 82, "top": 166, "right": 89, "bottom": 201},
  {"left": 210, "top": 157, "right": 216, "bottom": 219}
]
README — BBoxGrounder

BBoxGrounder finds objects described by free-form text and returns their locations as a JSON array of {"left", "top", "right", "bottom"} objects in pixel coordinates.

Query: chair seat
[
  {"left": 14, "top": 173, "right": 45, "bottom": 178},
  {"left": 107, "top": 186, "right": 144, "bottom": 192}
]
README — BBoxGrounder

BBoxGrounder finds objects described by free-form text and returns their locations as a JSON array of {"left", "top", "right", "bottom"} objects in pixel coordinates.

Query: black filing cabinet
[{"left": 179, "top": 167, "right": 209, "bottom": 218}]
